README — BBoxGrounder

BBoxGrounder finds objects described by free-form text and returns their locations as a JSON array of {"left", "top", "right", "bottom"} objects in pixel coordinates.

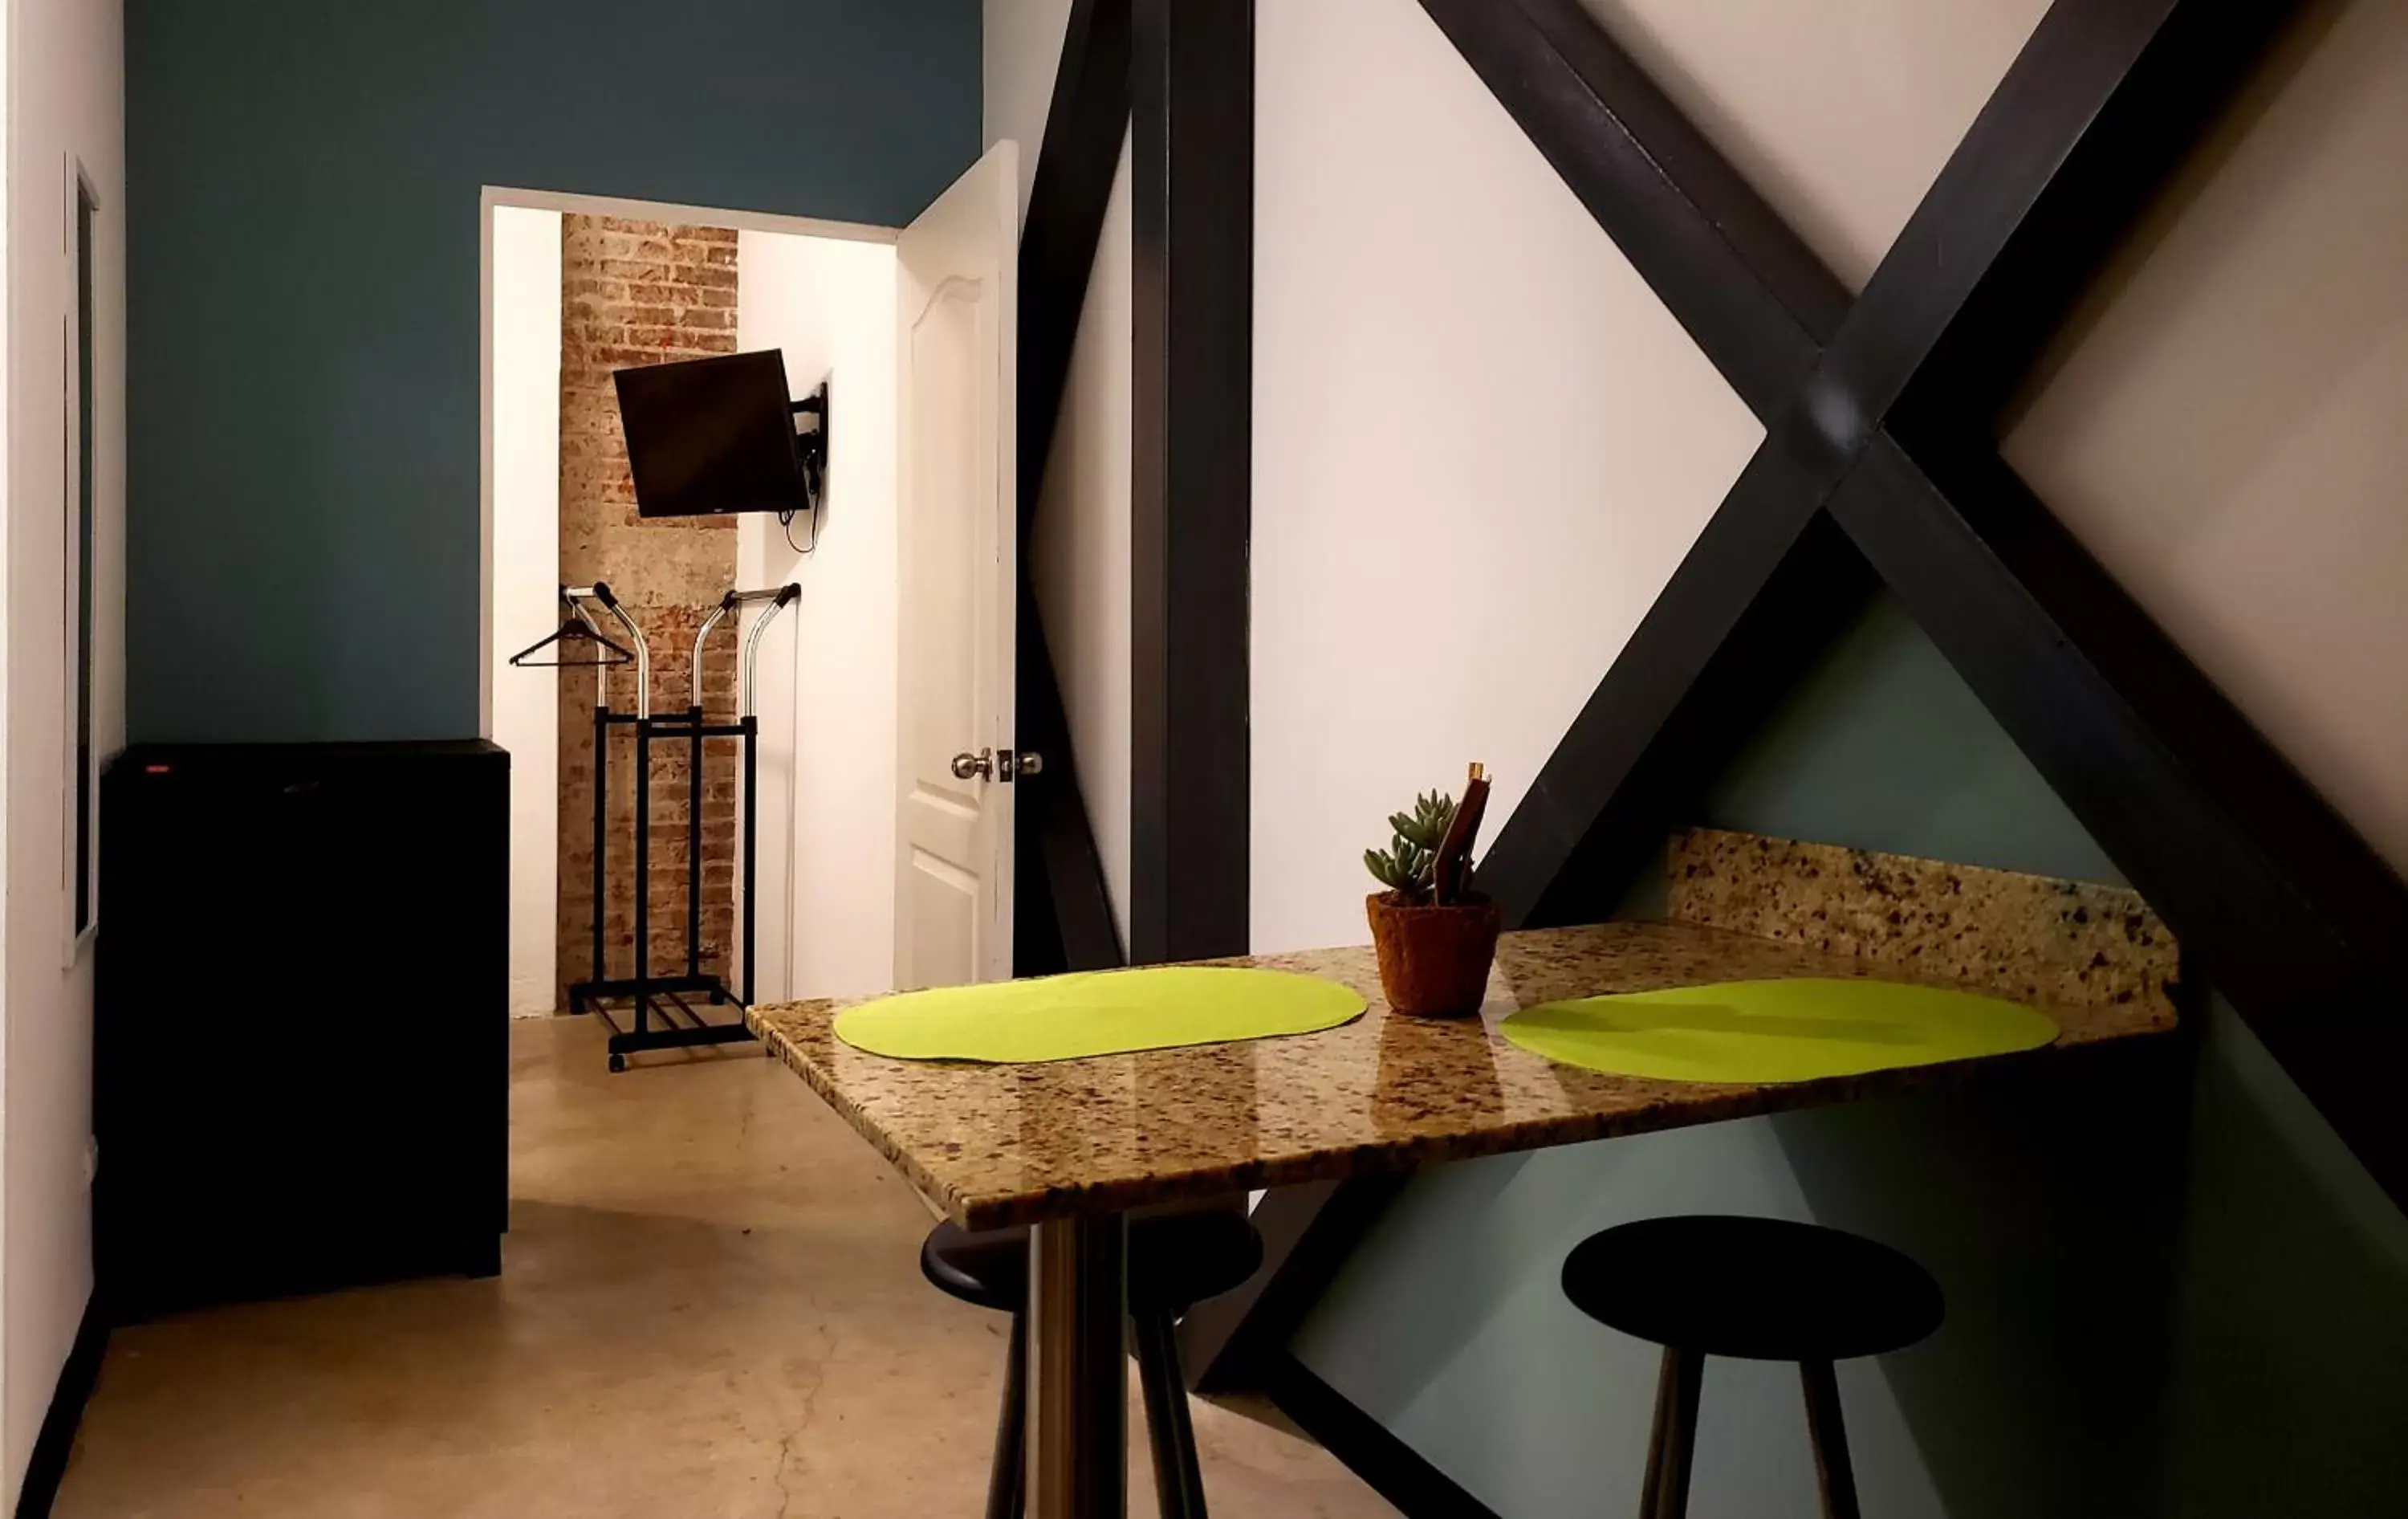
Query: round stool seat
[
  {"left": 1562, "top": 1216, "right": 1942, "bottom": 1362},
  {"left": 921, "top": 1221, "right": 1031, "bottom": 1312},
  {"left": 921, "top": 1209, "right": 1263, "bottom": 1317}
]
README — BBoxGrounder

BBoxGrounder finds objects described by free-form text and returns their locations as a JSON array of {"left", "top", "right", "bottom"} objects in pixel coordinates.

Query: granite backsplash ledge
[{"left": 1666, "top": 826, "right": 2180, "bottom": 1020}]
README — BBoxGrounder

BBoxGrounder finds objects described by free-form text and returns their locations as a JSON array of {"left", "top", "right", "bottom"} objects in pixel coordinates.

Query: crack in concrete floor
[{"left": 54, "top": 1016, "right": 1397, "bottom": 1519}]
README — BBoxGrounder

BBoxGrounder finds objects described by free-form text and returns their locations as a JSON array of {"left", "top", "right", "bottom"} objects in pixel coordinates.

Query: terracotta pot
[{"left": 1365, "top": 891, "right": 1501, "bottom": 1018}]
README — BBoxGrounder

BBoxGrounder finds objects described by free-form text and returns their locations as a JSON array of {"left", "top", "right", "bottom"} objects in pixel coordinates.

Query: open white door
[{"left": 894, "top": 142, "right": 1020, "bottom": 991}]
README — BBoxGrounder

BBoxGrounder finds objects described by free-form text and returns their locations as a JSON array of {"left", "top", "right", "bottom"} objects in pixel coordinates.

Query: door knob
[{"left": 951, "top": 747, "right": 1043, "bottom": 782}]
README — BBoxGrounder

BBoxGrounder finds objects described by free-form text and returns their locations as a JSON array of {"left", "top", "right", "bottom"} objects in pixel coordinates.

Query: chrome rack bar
[
  {"left": 565, "top": 581, "right": 649, "bottom": 718},
  {"left": 687, "top": 584, "right": 802, "bottom": 712},
  {"left": 667, "top": 582, "right": 799, "bottom": 1013},
  {"left": 689, "top": 600, "right": 734, "bottom": 706},
  {"left": 740, "top": 584, "right": 802, "bottom": 719}
]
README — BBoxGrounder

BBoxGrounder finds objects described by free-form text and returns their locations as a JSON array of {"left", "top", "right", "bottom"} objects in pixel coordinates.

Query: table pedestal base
[{"left": 1027, "top": 1214, "right": 1129, "bottom": 1517}]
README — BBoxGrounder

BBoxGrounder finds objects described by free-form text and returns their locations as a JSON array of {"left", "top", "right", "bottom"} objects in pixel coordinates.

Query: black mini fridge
[{"left": 96, "top": 741, "right": 509, "bottom": 1319}]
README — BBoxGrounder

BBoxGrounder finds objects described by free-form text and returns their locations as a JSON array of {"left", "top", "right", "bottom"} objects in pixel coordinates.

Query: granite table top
[{"left": 746, "top": 916, "right": 2178, "bottom": 1230}]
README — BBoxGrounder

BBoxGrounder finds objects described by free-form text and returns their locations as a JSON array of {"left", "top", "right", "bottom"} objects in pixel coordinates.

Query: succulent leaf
[
  {"left": 1365, "top": 788, "right": 1459, "bottom": 902},
  {"left": 1393, "top": 792, "right": 1456, "bottom": 851}
]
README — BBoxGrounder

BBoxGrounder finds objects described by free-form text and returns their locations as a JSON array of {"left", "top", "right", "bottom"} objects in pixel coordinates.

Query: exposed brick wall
[{"left": 555, "top": 216, "right": 742, "bottom": 1008}]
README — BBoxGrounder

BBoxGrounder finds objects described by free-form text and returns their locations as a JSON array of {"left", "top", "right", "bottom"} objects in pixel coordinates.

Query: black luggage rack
[{"left": 536, "top": 580, "right": 798, "bottom": 1072}]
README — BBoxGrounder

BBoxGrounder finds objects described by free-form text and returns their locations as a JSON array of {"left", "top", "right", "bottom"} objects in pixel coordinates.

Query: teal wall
[
  {"left": 126, "top": 0, "right": 980, "bottom": 740},
  {"left": 1292, "top": 596, "right": 2408, "bottom": 1517}
]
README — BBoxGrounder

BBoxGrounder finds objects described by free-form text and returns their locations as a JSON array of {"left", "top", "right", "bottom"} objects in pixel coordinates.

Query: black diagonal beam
[
  {"left": 1844, "top": 434, "right": 2403, "bottom": 1004},
  {"left": 1129, "top": 0, "right": 1253, "bottom": 964},
  {"left": 1488, "top": 0, "right": 2408, "bottom": 1202},
  {"left": 1017, "top": 599, "right": 1127, "bottom": 975},
  {"left": 1837, "top": 433, "right": 2408, "bottom": 1196},
  {"left": 1263, "top": 1352, "right": 1503, "bottom": 1518},
  {"left": 1485, "top": 434, "right": 1875, "bottom": 928},
  {"left": 1206, "top": 0, "right": 2408, "bottom": 1401},
  {"left": 1417, "top": 0, "right": 1849, "bottom": 418},
  {"left": 1201, "top": 0, "right": 1871, "bottom": 1390},
  {"left": 1019, "top": 0, "right": 1133, "bottom": 528},
  {"left": 1179, "top": 1175, "right": 1413, "bottom": 1394},
  {"left": 1483, "top": 0, "right": 2304, "bottom": 929},
  {"left": 1015, "top": 0, "right": 1133, "bottom": 977},
  {"left": 1895, "top": 0, "right": 2298, "bottom": 423}
]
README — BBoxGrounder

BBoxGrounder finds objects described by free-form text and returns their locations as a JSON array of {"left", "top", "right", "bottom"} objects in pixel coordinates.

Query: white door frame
[
  {"left": 473, "top": 186, "right": 900, "bottom": 1016},
  {"left": 474, "top": 185, "right": 897, "bottom": 743}
]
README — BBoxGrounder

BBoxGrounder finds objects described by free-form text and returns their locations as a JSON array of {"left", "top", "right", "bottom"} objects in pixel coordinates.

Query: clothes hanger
[{"left": 508, "top": 598, "right": 634, "bottom": 668}]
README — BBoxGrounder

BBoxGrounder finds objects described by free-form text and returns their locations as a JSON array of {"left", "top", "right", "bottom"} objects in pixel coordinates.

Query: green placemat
[
  {"left": 1499, "top": 977, "right": 2059, "bottom": 1084},
  {"left": 835, "top": 966, "right": 1367, "bottom": 1064}
]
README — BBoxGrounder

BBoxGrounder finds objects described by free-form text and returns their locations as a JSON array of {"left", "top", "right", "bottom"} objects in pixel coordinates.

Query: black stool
[
  {"left": 1561, "top": 1216, "right": 1944, "bottom": 1519},
  {"left": 922, "top": 1210, "right": 1263, "bottom": 1519}
]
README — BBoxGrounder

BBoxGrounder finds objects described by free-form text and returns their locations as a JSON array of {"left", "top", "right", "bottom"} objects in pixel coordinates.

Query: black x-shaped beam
[
  {"left": 1014, "top": 0, "right": 1135, "bottom": 978},
  {"left": 1430, "top": 0, "right": 2408, "bottom": 1207}
]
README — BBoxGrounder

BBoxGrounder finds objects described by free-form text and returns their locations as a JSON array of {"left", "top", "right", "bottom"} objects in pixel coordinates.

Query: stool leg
[
  {"left": 1637, "top": 1347, "right": 1675, "bottom": 1516},
  {"left": 1799, "top": 1360, "right": 1861, "bottom": 1519},
  {"left": 987, "top": 1313, "right": 1027, "bottom": 1519},
  {"left": 1131, "top": 1308, "right": 1209, "bottom": 1519},
  {"left": 1647, "top": 1348, "right": 1703, "bottom": 1519}
]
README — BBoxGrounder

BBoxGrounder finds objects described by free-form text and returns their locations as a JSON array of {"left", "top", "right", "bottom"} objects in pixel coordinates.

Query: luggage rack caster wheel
[{"left": 608, "top": 1053, "right": 627, "bottom": 1074}]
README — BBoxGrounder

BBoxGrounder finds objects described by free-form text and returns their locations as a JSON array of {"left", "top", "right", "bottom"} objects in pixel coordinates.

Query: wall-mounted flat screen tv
[{"left": 614, "top": 350, "right": 807, "bottom": 519}]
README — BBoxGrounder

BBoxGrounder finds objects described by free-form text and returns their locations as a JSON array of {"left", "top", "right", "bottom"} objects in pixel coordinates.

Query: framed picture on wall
[{"left": 63, "top": 157, "right": 99, "bottom": 962}]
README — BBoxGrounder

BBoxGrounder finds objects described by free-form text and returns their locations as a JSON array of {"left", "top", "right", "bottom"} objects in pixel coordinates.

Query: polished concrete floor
[{"left": 57, "top": 1016, "right": 1396, "bottom": 1518}]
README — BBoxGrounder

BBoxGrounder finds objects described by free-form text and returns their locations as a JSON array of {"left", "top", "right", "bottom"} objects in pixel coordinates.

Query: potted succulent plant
[{"left": 1364, "top": 764, "right": 1499, "bottom": 1017}]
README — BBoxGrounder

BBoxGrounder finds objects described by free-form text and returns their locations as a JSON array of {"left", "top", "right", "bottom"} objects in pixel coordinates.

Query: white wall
[
  {"left": 1579, "top": 0, "right": 2408, "bottom": 884},
  {"left": 1283, "top": 1, "right": 2408, "bottom": 1505},
  {"left": 736, "top": 230, "right": 902, "bottom": 1003},
  {"left": 989, "top": 0, "right": 2408, "bottom": 955},
  {"left": 2, "top": 0, "right": 125, "bottom": 1503},
  {"left": 982, "top": 0, "right": 1072, "bottom": 223},
  {"left": 489, "top": 206, "right": 563, "bottom": 1019},
  {"left": 988, "top": 0, "right": 1762, "bottom": 955},
  {"left": 1028, "top": 137, "right": 1133, "bottom": 946},
  {"left": 2001, "top": 0, "right": 2408, "bottom": 878},
  {"left": 1250, "top": 0, "right": 1759, "bottom": 953},
  {"left": 988, "top": 0, "right": 2408, "bottom": 1508},
  {"left": 1580, "top": 0, "right": 2048, "bottom": 291}
]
